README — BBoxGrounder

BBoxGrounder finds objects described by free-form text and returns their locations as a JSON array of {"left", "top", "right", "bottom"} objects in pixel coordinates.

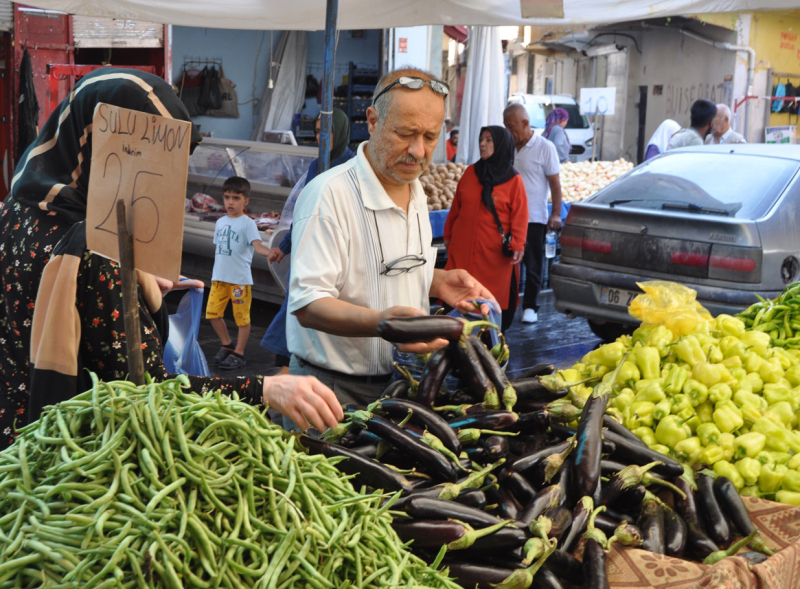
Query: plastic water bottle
[{"left": 545, "top": 231, "right": 557, "bottom": 259}]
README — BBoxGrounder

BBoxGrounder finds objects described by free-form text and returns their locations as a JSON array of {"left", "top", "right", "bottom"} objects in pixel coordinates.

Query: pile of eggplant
[{"left": 301, "top": 317, "right": 776, "bottom": 589}]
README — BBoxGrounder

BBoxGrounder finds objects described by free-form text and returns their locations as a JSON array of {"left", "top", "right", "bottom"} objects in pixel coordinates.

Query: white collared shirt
[
  {"left": 286, "top": 142, "right": 436, "bottom": 376},
  {"left": 705, "top": 128, "right": 747, "bottom": 145},
  {"left": 514, "top": 133, "right": 560, "bottom": 224}
]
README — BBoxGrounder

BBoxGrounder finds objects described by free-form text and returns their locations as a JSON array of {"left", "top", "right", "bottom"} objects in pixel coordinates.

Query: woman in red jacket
[{"left": 444, "top": 126, "right": 528, "bottom": 331}]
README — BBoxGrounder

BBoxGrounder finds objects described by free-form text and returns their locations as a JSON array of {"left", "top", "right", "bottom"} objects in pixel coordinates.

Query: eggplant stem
[
  {"left": 702, "top": 530, "right": 757, "bottom": 565},
  {"left": 643, "top": 474, "right": 687, "bottom": 499}
]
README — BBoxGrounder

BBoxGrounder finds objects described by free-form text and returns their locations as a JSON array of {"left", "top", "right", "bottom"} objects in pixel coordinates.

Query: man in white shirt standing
[
  {"left": 286, "top": 68, "right": 495, "bottom": 411},
  {"left": 503, "top": 103, "right": 563, "bottom": 324},
  {"left": 705, "top": 104, "right": 747, "bottom": 145},
  {"left": 667, "top": 99, "right": 717, "bottom": 150}
]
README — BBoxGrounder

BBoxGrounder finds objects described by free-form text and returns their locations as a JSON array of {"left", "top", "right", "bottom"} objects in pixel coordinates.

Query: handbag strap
[{"left": 483, "top": 192, "right": 507, "bottom": 235}]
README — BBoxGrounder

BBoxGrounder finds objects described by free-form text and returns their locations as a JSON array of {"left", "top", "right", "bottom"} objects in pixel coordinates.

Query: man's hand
[
  {"left": 262, "top": 374, "right": 343, "bottom": 432},
  {"left": 432, "top": 269, "right": 499, "bottom": 316},
  {"left": 511, "top": 250, "right": 524, "bottom": 265},
  {"left": 267, "top": 247, "right": 285, "bottom": 264},
  {"left": 155, "top": 276, "right": 205, "bottom": 296},
  {"left": 547, "top": 213, "right": 562, "bottom": 232},
  {"left": 376, "top": 305, "right": 449, "bottom": 354}
]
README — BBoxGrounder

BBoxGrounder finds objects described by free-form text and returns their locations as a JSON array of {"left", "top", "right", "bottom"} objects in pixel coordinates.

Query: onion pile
[
  {"left": 558, "top": 159, "right": 634, "bottom": 203},
  {"left": 421, "top": 162, "right": 466, "bottom": 211}
]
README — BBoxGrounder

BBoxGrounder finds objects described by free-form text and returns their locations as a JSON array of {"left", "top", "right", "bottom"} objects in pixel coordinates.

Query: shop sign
[
  {"left": 86, "top": 103, "right": 192, "bottom": 281},
  {"left": 580, "top": 87, "right": 616, "bottom": 116},
  {"left": 765, "top": 125, "right": 797, "bottom": 144}
]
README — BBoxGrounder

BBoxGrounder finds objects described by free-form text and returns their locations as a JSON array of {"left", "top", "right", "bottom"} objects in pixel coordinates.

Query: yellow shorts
[{"left": 206, "top": 281, "right": 252, "bottom": 327}]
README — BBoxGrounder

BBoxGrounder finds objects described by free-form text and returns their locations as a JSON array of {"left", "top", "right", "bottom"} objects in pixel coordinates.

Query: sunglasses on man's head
[{"left": 372, "top": 77, "right": 450, "bottom": 106}]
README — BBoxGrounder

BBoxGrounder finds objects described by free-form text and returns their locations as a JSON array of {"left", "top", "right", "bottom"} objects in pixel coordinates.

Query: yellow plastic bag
[{"left": 628, "top": 281, "right": 713, "bottom": 336}]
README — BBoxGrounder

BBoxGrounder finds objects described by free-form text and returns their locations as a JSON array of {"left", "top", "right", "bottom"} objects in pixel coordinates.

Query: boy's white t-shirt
[{"left": 211, "top": 215, "right": 262, "bottom": 285}]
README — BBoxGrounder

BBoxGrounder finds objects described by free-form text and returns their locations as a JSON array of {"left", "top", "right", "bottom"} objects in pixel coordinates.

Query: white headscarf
[{"left": 646, "top": 119, "right": 682, "bottom": 155}]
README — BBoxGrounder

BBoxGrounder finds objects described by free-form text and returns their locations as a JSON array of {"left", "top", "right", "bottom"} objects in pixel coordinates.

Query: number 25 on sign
[{"left": 86, "top": 103, "right": 191, "bottom": 282}]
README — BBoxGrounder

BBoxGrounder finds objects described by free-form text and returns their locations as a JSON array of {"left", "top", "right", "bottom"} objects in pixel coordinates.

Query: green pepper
[
  {"left": 683, "top": 379, "right": 709, "bottom": 407},
  {"left": 588, "top": 364, "right": 610, "bottom": 380},
  {"left": 771, "top": 348, "right": 795, "bottom": 370},
  {"left": 703, "top": 344, "right": 724, "bottom": 364},
  {"left": 668, "top": 393, "right": 692, "bottom": 415},
  {"left": 713, "top": 400, "right": 744, "bottom": 433},
  {"left": 632, "top": 325, "right": 654, "bottom": 347},
  {"left": 653, "top": 399, "right": 672, "bottom": 422},
  {"left": 655, "top": 415, "right": 691, "bottom": 448},
  {"left": 733, "top": 389, "right": 767, "bottom": 412},
  {"left": 635, "top": 346, "right": 661, "bottom": 380},
  {"left": 759, "top": 359, "right": 785, "bottom": 385},
  {"left": 730, "top": 367, "right": 748, "bottom": 383},
  {"left": 699, "top": 443, "right": 726, "bottom": 465},
  {"left": 719, "top": 335, "right": 747, "bottom": 359},
  {"left": 663, "top": 365, "right": 688, "bottom": 396},
  {"left": 650, "top": 443, "right": 671, "bottom": 456},
  {"left": 765, "top": 401, "right": 794, "bottom": 426},
  {"left": 714, "top": 460, "right": 745, "bottom": 489},
  {"left": 615, "top": 361, "right": 640, "bottom": 388},
  {"left": 632, "top": 426, "right": 657, "bottom": 447},
  {"left": 674, "top": 436, "right": 703, "bottom": 465},
  {"left": 744, "top": 372, "right": 764, "bottom": 394},
  {"left": 718, "top": 432, "right": 736, "bottom": 461},
  {"left": 680, "top": 410, "right": 702, "bottom": 434},
  {"left": 746, "top": 353, "right": 765, "bottom": 374},
  {"left": 760, "top": 463, "right": 788, "bottom": 493},
  {"left": 634, "top": 382, "right": 666, "bottom": 405},
  {"left": 740, "top": 486, "right": 760, "bottom": 498},
  {"left": 770, "top": 452, "right": 793, "bottom": 465},
  {"left": 646, "top": 325, "right": 674, "bottom": 357},
  {"left": 625, "top": 402, "right": 655, "bottom": 429},
  {"left": 785, "top": 365, "right": 800, "bottom": 387},
  {"left": 740, "top": 403, "right": 763, "bottom": 425},
  {"left": 787, "top": 453, "right": 800, "bottom": 471},
  {"left": 693, "top": 362, "right": 725, "bottom": 387},
  {"left": 696, "top": 400, "right": 714, "bottom": 424},
  {"left": 634, "top": 378, "right": 665, "bottom": 392},
  {"left": 716, "top": 314, "right": 746, "bottom": 338},
  {"left": 776, "top": 490, "right": 800, "bottom": 505},
  {"left": 740, "top": 331, "right": 771, "bottom": 357},
  {"left": 733, "top": 432, "right": 766, "bottom": 459},
  {"left": 721, "top": 355, "right": 743, "bottom": 371},
  {"left": 583, "top": 341, "right": 626, "bottom": 369},
  {"left": 612, "top": 388, "right": 635, "bottom": 412},
  {"left": 763, "top": 383, "right": 796, "bottom": 408},
  {"left": 781, "top": 469, "right": 800, "bottom": 492},
  {"left": 697, "top": 422, "right": 721, "bottom": 446},
  {"left": 736, "top": 457, "right": 762, "bottom": 486},
  {"left": 708, "top": 383, "right": 733, "bottom": 404},
  {"left": 752, "top": 417, "right": 800, "bottom": 453},
  {"left": 675, "top": 335, "right": 706, "bottom": 366}
]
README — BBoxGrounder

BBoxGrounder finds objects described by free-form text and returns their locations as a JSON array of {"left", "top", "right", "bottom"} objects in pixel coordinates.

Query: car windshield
[
  {"left": 590, "top": 152, "right": 800, "bottom": 219},
  {"left": 524, "top": 101, "right": 590, "bottom": 129}
]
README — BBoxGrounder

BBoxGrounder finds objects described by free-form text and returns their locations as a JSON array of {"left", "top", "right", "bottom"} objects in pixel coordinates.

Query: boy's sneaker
[
  {"left": 212, "top": 343, "right": 236, "bottom": 365},
  {"left": 218, "top": 352, "right": 246, "bottom": 370}
]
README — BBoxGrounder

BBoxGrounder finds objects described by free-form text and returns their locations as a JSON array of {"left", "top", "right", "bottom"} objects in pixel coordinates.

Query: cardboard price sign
[{"left": 86, "top": 103, "right": 191, "bottom": 281}]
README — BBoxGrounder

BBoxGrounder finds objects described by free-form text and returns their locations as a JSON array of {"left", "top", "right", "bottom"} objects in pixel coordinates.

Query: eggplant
[
  {"left": 483, "top": 435, "right": 509, "bottom": 460},
  {"left": 548, "top": 425, "right": 617, "bottom": 455},
  {"left": 350, "top": 443, "right": 378, "bottom": 458},
  {"left": 594, "top": 513, "right": 624, "bottom": 537},
  {"left": 455, "top": 489, "right": 488, "bottom": 510},
  {"left": 448, "top": 411, "right": 519, "bottom": 431},
  {"left": 509, "top": 440, "right": 571, "bottom": 475},
  {"left": 517, "top": 484, "right": 563, "bottom": 528},
  {"left": 560, "top": 496, "right": 593, "bottom": 554},
  {"left": 382, "top": 378, "right": 410, "bottom": 400},
  {"left": 454, "top": 335, "right": 499, "bottom": 407},
  {"left": 444, "top": 562, "right": 516, "bottom": 589},
  {"left": 416, "top": 347, "right": 454, "bottom": 408},
  {"left": 508, "top": 434, "right": 549, "bottom": 457},
  {"left": 600, "top": 459, "right": 666, "bottom": 482},
  {"left": 672, "top": 476, "right": 720, "bottom": 560},
  {"left": 486, "top": 485, "right": 521, "bottom": 521},
  {"left": 513, "top": 410, "right": 551, "bottom": 435},
  {"left": 471, "top": 527, "right": 529, "bottom": 550},
  {"left": 697, "top": 473, "right": 732, "bottom": 549},
  {"left": 372, "top": 397, "right": 461, "bottom": 455},
  {"left": 339, "top": 426, "right": 362, "bottom": 447},
  {"left": 542, "top": 505, "right": 573, "bottom": 544},
  {"left": 349, "top": 411, "right": 459, "bottom": 482},
  {"left": 532, "top": 569, "right": 565, "bottom": 589},
  {"left": 664, "top": 506, "right": 688, "bottom": 558},
  {"left": 637, "top": 495, "right": 665, "bottom": 554},
  {"left": 603, "top": 430, "right": 684, "bottom": 477},
  {"left": 392, "top": 519, "right": 509, "bottom": 550},
  {"left": 499, "top": 469, "right": 537, "bottom": 505},
  {"left": 516, "top": 364, "right": 556, "bottom": 380},
  {"left": 405, "top": 496, "right": 504, "bottom": 528},
  {"left": 545, "top": 549, "right": 585, "bottom": 585},
  {"left": 377, "top": 316, "right": 465, "bottom": 344},
  {"left": 582, "top": 538, "right": 609, "bottom": 589},
  {"left": 571, "top": 384, "right": 611, "bottom": 500},
  {"left": 471, "top": 335, "right": 517, "bottom": 411},
  {"left": 602, "top": 414, "right": 647, "bottom": 447},
  {"left": 600, "top": 462, "right": 676, "bottom": 508},
  {"left": 713, "top": 475, "right": 773, "bottom": 556},
  {"left": 298, "top": 435, "right": 413, "bottom": 492},
  {"left": 464, "top": 446, "right": 491, "bottom": 465}
]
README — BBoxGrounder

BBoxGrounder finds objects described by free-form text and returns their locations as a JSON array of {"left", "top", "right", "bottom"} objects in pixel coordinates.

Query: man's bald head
[
  {"left": 372, "top": 67, "right": 439, "bottom": 126},
  {"left": 713, "top": 103, "right": 732, "bottom": 136},
  {"left": 503, "top": 103, "right": 533, "bottom": 149}
]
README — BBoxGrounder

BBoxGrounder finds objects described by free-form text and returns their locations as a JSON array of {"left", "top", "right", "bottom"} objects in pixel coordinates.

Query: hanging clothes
[{"left": 17, "top": 49, "right": 39, "bottom": 163}]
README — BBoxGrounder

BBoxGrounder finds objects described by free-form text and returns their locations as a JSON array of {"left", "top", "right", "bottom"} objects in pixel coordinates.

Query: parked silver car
[{"left": 552, "top": 144, "right": 800, "bottom": 341}]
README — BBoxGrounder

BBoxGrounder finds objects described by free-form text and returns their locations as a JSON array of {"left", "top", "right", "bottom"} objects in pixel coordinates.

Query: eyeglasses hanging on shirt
[{"left": 371, "top": 210, "right": 427, "bottom": 276}]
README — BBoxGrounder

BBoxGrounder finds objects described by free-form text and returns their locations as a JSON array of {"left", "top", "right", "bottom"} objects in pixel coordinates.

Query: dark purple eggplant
[
  {"left": 404, "top": 496, "right": 504, "bottom": 528},
  {"left": 509, "top": 440, "right": 571, "bottom": 475},
  {"left": 571, "top": 382, "right": 613, "bottom": 500},
  {"left": 637, "top": 494, "right": 665, "bottom": 554},
  {"left": 664, "top": 506, "right": 688, "bottom": 558},
  {"left": 350, "top": 443, "right": 378, "bottom": 458},
  {"left": 471, "top": 526, "right": 529, "bottom": 550},
  {"left": 548, "top": 425, "right": 617, "bottom": 455},
  {"left": 560, "top": 496, "right": 594, "bottom": 553},
  {"left": 372, "top": 397, "right": 461, "bottom": 455},
  {"left": 603, "top": 429, "right": 684, "bottom": 477},
  {"left": 416, "top": 347, "right": 454, "bottom": 408},
  {"left": 713, "top": 475, "right": 773, "bottom": 556},
  {"left": 486, "top": 485, "right": 521, "bottom": 521},
  {"left": 542, "top": 505, "right": 572, "bottom": 544},
  {"left": 531, "top": 440, "right": 575, "bottom": 488},
  {"left": 448, "top": 411, "right": 519, "bottom": 431},
  {"left": 339, "top": 426, "right": 362, "bottom": 448},
  {"left": 673, "top": 476, "right": 720, "bottom": 560},
  {"left": 470, "top": 335, "right": 517, "bottom": 411},
  {"left": 349, "top": 411, "right": 459, "bottom": 482},
  {"left": 454, "top": 333, "right": 499, "bottom": 407},
  {"left": 582, "top": 537, "right": 609, "bottom": 589},
  {"left": 377, "top": 316, "right": 464, "bottom": 344},
  {"left": 603, "top": 414, "right": 647, "bottom": 447},
  {"left": 544, "top": 549, "right": 583, "bottom": 586},
  {"left": 382, "top": 379, "right": 410, "bottom": 400},
  {"left": 697, "top": 473, "right": 732, "bottom": 549},
  {"left": 483, "top": 435, "right": 509, "bottom": 460},
  {"left": 532, "top": 569, "right": 565, "bottom": 589},
  {"left": 600, "top": 459, "right": 665, "bottom": 481},
  {"left": 516, "top": 364, "right": 556, "bottom": 380},
  {"left": 298, "top": 435, "right": 413, "bottom": 492},
  {"left": 513, "top": 410, "right": 551, "bottom": 434},
  {"left": 508, "top": 434, "right": 549, "bottom": 457},
  {"left": 392, "top": 519, "right": 511, "bottom": 550},
  {"left": 499, "top": 469, "right": 537, "bottom": 505},
  {"left": 600, "top": 462, "right": 681, "bottom": 508},
  {"left": 594, "top": 513, "right": 623, "bottom": 537},
  {"left": 464, "top": 446, "right": 491, "bottom": 464},
  {"left": 555, "top": 463, "right": 571, "bottom": 507},
  {"left": 517, "top": 484, "right": 563, "bottom": 528},
  {"left": 397, "top": 486, "right": 486, "bottom": 510},
  {"left": 612, "top": 484, "right": 646, "bottom": 511},
  {"left": 444, "top": 562, "right": 516, "bottom": 589},
  {"left": 455, "top": 489, "right": 488, "bottom": 510}
]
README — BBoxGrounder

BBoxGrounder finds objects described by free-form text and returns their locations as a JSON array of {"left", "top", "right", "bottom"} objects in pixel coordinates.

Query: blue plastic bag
[{"left": 163, "top": 287, "right": 210, "bottom": 377}]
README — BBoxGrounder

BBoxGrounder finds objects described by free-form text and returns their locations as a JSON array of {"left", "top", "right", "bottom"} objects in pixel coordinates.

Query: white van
[{"left": 507, "top": 94, "right": 595, "bottom": 162}]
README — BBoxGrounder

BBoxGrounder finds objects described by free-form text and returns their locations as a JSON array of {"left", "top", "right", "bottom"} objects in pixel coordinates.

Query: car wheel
[{"left": 587, "top": 319, "right": 634, "bottom": 343}]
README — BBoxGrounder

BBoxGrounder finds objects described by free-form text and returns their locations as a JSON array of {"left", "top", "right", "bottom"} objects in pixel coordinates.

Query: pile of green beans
[
  {"left": 737, "top": 282, "right": 800, "bottom": 347},
  {"left": 0, "top": 374, "right": 461, "bottom": 589}
]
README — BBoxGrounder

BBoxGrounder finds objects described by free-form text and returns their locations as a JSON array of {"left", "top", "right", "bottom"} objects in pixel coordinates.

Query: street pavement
[{"left": 176, "top": 289, "right": 604, "bottom": 381}]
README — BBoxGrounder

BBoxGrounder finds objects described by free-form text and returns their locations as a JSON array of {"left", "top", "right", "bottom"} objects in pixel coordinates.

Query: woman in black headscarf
[
  {"left": 443, "top": 126, "right": 529, "bottom": 332},
  {"left": 0, "top": 69, "right": 342, "bottom": 447}
]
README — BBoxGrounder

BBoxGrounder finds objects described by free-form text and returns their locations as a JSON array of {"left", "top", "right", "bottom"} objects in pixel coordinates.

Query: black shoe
[
  {"left": 212, "top": 344, "right": 236, "bottom": 365},
  {"left": 218, "top": 352, "right": 246, "bottom": 370}
]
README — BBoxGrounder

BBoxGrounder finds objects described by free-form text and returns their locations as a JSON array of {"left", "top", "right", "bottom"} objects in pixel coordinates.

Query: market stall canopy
[{"left": 15, "top": 0, "right": 800, "bottom": 30}]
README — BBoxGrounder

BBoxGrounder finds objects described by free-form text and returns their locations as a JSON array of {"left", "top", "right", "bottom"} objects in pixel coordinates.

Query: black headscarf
[
  {"left": 10, "top": 67, "right": 202, "bottom": 225},
  {"left": 473, "top": 126, "right": 518, "bottom": 214},
  {"left": 306, "top": 107, "right": 352, "bottom": 183}
]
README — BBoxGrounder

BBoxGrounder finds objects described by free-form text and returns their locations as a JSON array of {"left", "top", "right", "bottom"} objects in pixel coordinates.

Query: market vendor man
[{"left": 286, "top": 68, "right": 496, "bottom": 408}]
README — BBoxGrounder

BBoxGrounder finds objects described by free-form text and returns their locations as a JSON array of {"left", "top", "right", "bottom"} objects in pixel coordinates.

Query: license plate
[{"left": 601, "top": 287, "right": 638, "bottom": 307}]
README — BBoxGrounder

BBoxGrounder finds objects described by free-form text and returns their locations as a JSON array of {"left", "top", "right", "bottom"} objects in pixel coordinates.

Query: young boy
[{"left": 206, "top": 176, "right": 271, "bottom": 369}]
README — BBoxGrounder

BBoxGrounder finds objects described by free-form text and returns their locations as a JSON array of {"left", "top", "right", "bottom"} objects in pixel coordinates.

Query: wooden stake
[{"left": 116, "top": 200, "right": 145, "bottom": 385}]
